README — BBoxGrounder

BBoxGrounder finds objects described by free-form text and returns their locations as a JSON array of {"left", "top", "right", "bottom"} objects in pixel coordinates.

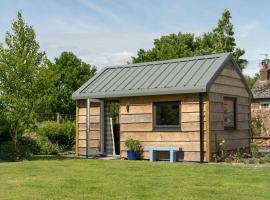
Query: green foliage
[
  {"left": 132, "top": 9, "right": 247, "bottom": 70},
  {"left": 259, "top": 158, "right": 266, "bottom": 164},
  {"left": 0, "top": 12, "right": 56, "bottom": 160},
  {"left": 231, "top": 149, "right": 242, "bottom": 163},
  {"left": 0, "top": 141, "right": 17, "bottom": 161},
  {"left": 251, "top": 117, "right": 263, "bottom": 137},
  {"left": 245, "top": 75, "right": 258, "bottom": 88},
  {"left": 48, "top": 52, "right": 96, "bottom": 115},
  {"left": 110, "top": 102, "right": 120, "bottom": 124},
  {"left": 0, "top": 134, "right": 62, "bottom": 161},
  {"left": 0, "top": 136, "right": 40, "bottom": 161},
  {"left": 250, "top": 143, "right": 259, "bottom": 158},
  {"left": 262, "top": 155, "right": 270, "bottom": 163},
  {"left": 37, "top": 121, "right": 75, "bottom": 150},
  {"left": 124, "top": 138, "right": 141, "bottom": 151},
  {"left": 0, "top": 114, "right": 12, "bottom": 142},
  {"left": 213, "top": 133, "right": 226, "bottom": 162},
  {"left": 248, "top": 158, "right": 257, "bottom": 164},
  {"left": 22, "top": 132, "right": 63, "bottom": 155},
  {"left": 0, "top": 12, "right": 95, "bottom": 160}
]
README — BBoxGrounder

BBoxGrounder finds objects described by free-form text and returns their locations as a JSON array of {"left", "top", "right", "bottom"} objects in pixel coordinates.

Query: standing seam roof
[{"left": 72, "top": 53, "right": 250, "bottom": 99}]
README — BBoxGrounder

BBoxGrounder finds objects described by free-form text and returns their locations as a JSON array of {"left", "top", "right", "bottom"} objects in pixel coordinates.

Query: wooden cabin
[{"left": 72, "top": 53, "right": 252, "bottom": 162}]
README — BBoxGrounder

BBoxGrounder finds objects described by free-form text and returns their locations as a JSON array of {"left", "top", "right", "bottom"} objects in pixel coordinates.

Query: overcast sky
[{"left": 0, "top": 0, "right": 269, "bottom": 76}]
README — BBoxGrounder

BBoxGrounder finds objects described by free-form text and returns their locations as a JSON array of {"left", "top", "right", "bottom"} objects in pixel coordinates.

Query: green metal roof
[{"left": 72, "top": 53, "right": 249, "bottom": 99}]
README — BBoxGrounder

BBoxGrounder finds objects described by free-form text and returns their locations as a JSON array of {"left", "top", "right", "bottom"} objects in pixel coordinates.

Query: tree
[
  {"left": 49, "top": 52, "right": 96, "bottom": 116},
  {"left": 245, "top": 74, "right": 259, "bottom": 88},
  {"left": 133, "top": 33, "right": 197, "bottom": 63},
  {"left": 212, "top": 9, "right": 247, "bottom": 69},
  {"left": 0, "top": 12, "right": 55, "bottom": 158},
  {"left": 132, "top": 9, "right": 247, "bottom": 70}
]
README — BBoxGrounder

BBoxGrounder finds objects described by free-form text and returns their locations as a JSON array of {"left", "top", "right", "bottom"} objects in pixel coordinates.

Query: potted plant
[{"left": 124, "top": 138, "right": 141, "bottom": 160}]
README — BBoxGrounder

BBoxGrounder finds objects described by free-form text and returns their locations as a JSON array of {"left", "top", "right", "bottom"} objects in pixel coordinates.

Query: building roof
[
  {"left": 72, "top": 53, "right": 250, "bottom": 99},
  {"left": 251, "top": 80, "right": 270, "bottom": 99}
]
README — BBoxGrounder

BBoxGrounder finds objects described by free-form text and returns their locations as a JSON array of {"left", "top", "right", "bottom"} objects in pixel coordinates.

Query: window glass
[
  {"left": 260, "top": 102, "right": 269, "bottom": 109},
  {"left": 153, "top": 101, "right": 180, "bottom": 130},
  {"left": 224, "top": 98, "right": 236, "bottom": 129}
]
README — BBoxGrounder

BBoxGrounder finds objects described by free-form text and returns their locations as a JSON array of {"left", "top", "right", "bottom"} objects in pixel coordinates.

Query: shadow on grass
[
  {"left": 29, "top": 155, "right": 78, "bottom": 161},
  {"left": 0, "top": 155, "right": 68, "bottom": 163}
]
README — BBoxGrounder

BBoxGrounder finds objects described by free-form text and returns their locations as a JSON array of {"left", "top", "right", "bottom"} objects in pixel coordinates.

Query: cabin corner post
[
  {"left": 75, "top": 101, "right": 79, "bottom": 156},
  {"left": 199, "top": 93, "right": 204, "bottom": 163},
  {"left": 86, "top": 98, "right": 91, "bottom": 158},
  {"left": 205, "top": 94, "right": 211, "bottom": 162},
  {"left": 100, "top": 100, "right": 105, "bottom": 155}
]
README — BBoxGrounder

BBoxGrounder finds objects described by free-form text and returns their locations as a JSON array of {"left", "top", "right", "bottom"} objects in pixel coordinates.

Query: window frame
[
  {"left": 260, "top": 102, "right": 270, "bottom": 109},
  {"left": 152, "top": 101, "right": 181, "bottom": 131},
  {"left": 223, "top": 97, "right": 237, "bottom": 130}
]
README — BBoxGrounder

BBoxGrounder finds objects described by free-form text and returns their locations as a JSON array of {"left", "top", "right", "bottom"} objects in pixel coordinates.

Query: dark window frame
[
  {"left": 223, "top": 97, "right": 237, "bottom": 130},
  {"left": 152, "top": 101, "right": 181, "bottom": 131}
]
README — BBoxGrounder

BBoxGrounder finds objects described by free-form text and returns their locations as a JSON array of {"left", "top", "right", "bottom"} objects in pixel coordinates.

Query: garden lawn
[{"left": 0, "top": 157, "right": 270, "bottom": 200}]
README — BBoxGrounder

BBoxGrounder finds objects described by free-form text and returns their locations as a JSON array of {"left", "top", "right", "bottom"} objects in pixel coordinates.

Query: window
[
  {"left": 224, "top": 97, "right": 236, "bottom": 129},
  {"left": 153, "top": 101, "right": 180, "bottom": 131},
  {"left": 260, "top": 102, "right": 269, "bottom": 109}
]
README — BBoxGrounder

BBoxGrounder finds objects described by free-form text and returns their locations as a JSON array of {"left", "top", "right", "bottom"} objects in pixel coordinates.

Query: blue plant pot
[{"left": 127, "top": 150, "right": 137, "bottom": 160}]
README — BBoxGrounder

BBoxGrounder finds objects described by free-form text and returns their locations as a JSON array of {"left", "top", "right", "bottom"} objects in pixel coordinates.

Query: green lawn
[{"left": 0, "top": 157, "right": 270, "bottom": 200}]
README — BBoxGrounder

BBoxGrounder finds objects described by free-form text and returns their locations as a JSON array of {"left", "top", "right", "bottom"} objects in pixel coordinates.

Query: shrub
[
  {"left": 251, "top": 117, "right": 263, "bottom": 137},
  {"left": 0, "top": 141, "right": 17, "bottom": 161},
  {"left": 0, "top": 114, "right": 12, "bottom": 142},
  {"left": 248, "top": 158, "right": 257, "bottom": 164},
  {"left": 224, "top": 157, "right": 233, "bottom": 163},
  {"left": 124, "top": 138, "right": 141, "bottom": 151},
  {"left": 250, "top": 143, "right": 259, "bottom": 158},
  {"left": 262, "top": 155, "right": 270, "bottom": 163},
  {"left": 37, "top": 121, "right": 75, "bottom": 150},
  {"left": 259, "top": 158, "right": 266, "bottom": 164},
  {"left": 24, "top": 132, "right": 62, "bottom": 155},
  {"left": 231, "top": 149, "right": 242, "bottom": 163},
  {"left": 0, "top": 136, "right": 41, "bottom": 161},
  {"left": 213, "top": 133, "right": 226, "bottom": 162},
  {"left": 0, "top": 127, "right": 63, "bottom": 161},
  {"left": 18, "top": 135, "right": 40, "bottom": 157}
]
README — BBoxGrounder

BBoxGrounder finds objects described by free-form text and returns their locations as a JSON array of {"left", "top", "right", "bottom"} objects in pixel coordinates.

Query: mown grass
[{"left": 0, "top": 156, "right": 270, "bottom": 200}]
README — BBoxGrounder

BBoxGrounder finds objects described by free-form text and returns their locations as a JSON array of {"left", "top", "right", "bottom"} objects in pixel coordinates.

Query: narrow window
[
  {"left": 260, "top": 102, "right": 269, "bottom": 109},
  {"left": 153, "top": 101, "right": 180, "bottom": 131},
  {"left": 224, "top": 97, "right": 236, "bottom": 129}
]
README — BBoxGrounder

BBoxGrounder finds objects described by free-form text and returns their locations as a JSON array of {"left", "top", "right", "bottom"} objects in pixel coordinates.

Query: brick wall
[{"left": 251, "top": 99, "right": 270, "bottom": 136}]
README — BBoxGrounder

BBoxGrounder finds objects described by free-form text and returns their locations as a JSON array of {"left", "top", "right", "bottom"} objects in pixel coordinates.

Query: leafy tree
[
  {"left": 245, "top": 74, "right": 259, "bottom": 88},
  {"left": 211, "top": 9, "right": 247, "bottom": 69},
  {"left": 0, "top": 12, "right": 55, "bottom": 158},
  {"left": 49, "top": 52, "right": 96, "bottom": 116},
  {"left": 132, "top": 9, "right": 247, "bottom": 70},
  {"left": 133, "top": 33, "right": 197, "bottom": 63}
]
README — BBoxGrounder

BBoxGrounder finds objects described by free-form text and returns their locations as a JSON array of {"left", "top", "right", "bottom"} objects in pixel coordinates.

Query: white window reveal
[{"left": 260, "top": 102, "right": 270, "bottom": 109}]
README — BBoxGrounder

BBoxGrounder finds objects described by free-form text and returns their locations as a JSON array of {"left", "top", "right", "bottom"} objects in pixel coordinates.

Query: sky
[{"left": 0, "top": 0, "right": 270, "bottom": 76}]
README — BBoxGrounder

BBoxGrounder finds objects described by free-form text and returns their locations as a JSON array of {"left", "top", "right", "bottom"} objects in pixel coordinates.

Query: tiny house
[{"left": 72, "top": 53, "right": 252, "bottom": 162}]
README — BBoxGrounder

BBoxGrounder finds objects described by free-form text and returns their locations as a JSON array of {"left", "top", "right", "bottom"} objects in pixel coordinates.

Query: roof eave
[
  {"left": 72, "top": 88, "right": 207, "bottom": 100},
  {"left": 252, "top": 96, "right": 270, "bottom": 99}
]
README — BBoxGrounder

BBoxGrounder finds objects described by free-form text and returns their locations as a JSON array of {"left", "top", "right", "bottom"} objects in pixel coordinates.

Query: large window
[
  {"left": 224, "top": 97, "right": 236, "bottom": 129},
  {"left": 153, "top": 101, "right": 180, "bottom": 131}
]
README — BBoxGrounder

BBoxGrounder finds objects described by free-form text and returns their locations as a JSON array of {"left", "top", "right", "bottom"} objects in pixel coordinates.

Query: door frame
[{"left": 86, "top": 98, "right": 105, "bottom": 156}]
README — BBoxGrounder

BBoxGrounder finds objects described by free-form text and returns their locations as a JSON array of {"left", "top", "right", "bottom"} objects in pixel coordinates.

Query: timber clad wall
[
  {"left": 77, "top": 100, "right": 101, "bottom": 155},
  {"left": 119, "top": 94, "right": 207, "bottom": 162},
  {"left": 209, "top": 62, "right": 250, "bottom": 156}
]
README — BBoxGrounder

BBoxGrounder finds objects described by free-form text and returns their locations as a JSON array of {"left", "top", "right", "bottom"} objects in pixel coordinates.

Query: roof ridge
[{"left": 104, "top": 52, "right": 231, "bottom": 69}]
